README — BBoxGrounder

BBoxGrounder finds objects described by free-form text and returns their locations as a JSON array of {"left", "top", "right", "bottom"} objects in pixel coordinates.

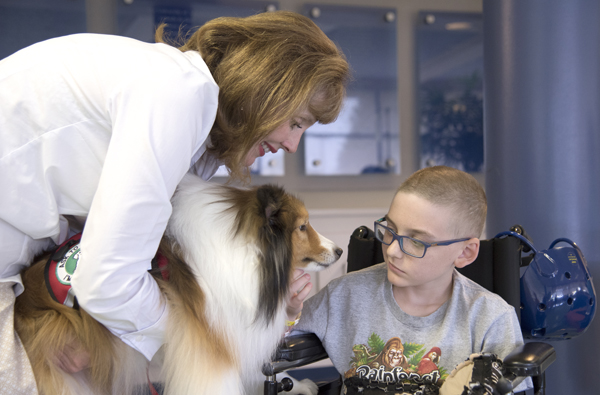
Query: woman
[{"left": 0, "top": 11, "right": 349, "bottom": 391}]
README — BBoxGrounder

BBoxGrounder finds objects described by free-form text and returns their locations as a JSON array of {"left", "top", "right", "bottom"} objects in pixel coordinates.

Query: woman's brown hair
[{"left": 156, "top": 11, "right": 350, "bottom": 182}]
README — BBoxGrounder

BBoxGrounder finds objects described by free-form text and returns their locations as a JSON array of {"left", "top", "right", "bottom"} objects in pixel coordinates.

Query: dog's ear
[
  {"left": 255, "top": 184, "right": 292, "bottom": 324},
  {"left": 257, "top": 185, "right": 285, "bottom": 226},
  {"left": 265, "top": 203, "right": 278, "bottom": 226}
]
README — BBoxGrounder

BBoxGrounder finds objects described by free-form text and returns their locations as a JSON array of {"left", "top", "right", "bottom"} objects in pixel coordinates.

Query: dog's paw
[{"left": 284, "top": 376, "right": 318, "bottom": 395}]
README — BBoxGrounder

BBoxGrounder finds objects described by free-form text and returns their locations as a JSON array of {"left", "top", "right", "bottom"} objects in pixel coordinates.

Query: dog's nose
[{"left": 335, "top": 248, "right": 343, "bottom": 258}]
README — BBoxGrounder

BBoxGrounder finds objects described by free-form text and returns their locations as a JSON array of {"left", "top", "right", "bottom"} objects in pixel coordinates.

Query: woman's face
[{"left": 244, "top": 110, "right": 316, "bottom": 166}]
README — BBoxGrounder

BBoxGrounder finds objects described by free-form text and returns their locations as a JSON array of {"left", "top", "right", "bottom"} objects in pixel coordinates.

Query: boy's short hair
[{"left": 397, "top": 166, "right": 487, "bottom": 238}]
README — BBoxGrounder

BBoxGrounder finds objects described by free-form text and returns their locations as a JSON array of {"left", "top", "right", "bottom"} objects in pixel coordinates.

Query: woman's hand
[
  {"left": 52, "top": 339, "right": 90, "bottom": 373},
  {"left": 286, "top": 269, "right": 312, "bottom": 323}
]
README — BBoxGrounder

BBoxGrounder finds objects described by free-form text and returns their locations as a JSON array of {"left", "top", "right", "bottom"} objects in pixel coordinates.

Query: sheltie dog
[{"left": 14, "top": 173, "right": 342, "bottom": 395}]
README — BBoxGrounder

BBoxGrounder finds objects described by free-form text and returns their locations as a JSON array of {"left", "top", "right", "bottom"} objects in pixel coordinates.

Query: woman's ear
[{"left": 454, "top": 238, "right": 480, "bottom": 268}]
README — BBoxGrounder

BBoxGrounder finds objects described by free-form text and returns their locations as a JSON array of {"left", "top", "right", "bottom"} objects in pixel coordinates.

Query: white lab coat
[{"left": 0, "top": 33, "right": 219, "bottom": 360}]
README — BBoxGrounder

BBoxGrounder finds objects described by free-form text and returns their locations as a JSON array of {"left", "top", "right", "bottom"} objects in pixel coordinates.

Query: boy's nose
[{"left": 386, "top": 239, "right": 405, "bottom": 258}]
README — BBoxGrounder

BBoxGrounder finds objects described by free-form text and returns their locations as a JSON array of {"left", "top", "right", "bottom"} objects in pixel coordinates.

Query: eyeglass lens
[{"left": 375, "top": 224, "right": 427, "bottom": 257}]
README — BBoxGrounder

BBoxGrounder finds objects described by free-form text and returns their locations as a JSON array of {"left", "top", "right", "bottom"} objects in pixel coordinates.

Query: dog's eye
[{"left": 299, "top": 224, "right": 307, "bottom": 231}]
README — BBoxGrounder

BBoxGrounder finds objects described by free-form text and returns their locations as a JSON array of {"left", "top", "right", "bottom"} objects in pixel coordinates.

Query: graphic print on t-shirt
[{"left": 344, "top": 333, "right": 448, "bottom": 390}]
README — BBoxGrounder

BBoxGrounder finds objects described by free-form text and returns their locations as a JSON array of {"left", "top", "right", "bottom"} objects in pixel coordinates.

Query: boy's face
[{"left": 383, "top": 192, "right": 470, "bottom": 292}]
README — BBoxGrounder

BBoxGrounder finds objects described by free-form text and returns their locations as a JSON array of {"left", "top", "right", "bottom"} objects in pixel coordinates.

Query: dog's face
[
  {"left": 228, "top": 183, "right": 342, "bottom": 273},
  {"left": 224, "top": 183, "right": 342, "bottom": 323},
  {"left": 287, "top": 200, "right": 342, "bottom": 272}
]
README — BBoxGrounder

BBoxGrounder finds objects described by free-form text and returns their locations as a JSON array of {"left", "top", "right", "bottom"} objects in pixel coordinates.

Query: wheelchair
[{"left": 264, "top": 224, "right": 596, "bottom": 395}]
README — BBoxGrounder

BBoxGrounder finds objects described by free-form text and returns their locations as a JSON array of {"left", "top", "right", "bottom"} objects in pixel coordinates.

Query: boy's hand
[{"left": 286, "top": 269, "right": 312, "bottom": 323}]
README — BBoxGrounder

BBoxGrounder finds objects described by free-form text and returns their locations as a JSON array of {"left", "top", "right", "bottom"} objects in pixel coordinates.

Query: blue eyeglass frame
[{"left": 374, "top": 217, "right": 471, "bottom": 258}]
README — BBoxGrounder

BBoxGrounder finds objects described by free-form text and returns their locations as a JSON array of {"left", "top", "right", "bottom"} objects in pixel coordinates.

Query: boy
[{"left": 288, "top": 166, "right": 530, "bottom": 394}]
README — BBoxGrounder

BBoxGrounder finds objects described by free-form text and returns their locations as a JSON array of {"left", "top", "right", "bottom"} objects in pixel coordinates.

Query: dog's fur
[{"left": 14, "top": 173, "right": 342, "bottom": 395}]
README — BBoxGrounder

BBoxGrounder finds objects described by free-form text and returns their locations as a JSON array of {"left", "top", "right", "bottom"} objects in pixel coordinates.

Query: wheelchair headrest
[{"left": 495, "top": 231, "right": 596, "bottom": 340}]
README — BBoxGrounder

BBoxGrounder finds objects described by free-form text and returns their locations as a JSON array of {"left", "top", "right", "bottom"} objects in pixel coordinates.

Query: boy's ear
[{"left": 454, "top": 238, "right": 480, "bottom": 268}]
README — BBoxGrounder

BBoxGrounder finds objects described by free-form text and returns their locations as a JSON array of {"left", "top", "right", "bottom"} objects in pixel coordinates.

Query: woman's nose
[{"left": 282, "top": 131, "right": 303, "bottom": 153}]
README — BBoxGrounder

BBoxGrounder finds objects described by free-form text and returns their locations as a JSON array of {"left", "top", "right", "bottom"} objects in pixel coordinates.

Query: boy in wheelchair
[{"left": 286, "top": 166, "right": 532, "bottom": 395}]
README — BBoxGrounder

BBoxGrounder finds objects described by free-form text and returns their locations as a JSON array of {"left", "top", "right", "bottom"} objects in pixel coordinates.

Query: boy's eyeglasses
[{"left": 374, "top": 217, "right": 470, "bottom": 259}]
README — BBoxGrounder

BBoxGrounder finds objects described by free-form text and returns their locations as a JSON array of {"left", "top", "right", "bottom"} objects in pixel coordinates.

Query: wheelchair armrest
[
  {"left": 262, "top": 333, "right": 328, "bottom": 376},
  {"left": 502, "top": 342, "right": 556, "bottom": 377}
]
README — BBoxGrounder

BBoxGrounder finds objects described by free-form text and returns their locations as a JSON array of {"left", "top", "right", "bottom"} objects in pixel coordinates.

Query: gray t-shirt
[{"left": 294, "top": 263, "right": 528, "bottom": 394}]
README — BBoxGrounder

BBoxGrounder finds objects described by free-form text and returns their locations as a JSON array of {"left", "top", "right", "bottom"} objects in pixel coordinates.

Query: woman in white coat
[{"left": 0, "top": 11, "right": 349, "bottom": 392}]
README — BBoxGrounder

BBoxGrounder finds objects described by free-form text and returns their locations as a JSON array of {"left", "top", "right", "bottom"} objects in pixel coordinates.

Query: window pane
[
  {"left": 0, "top": 0, "right": 86, "bottom": 60},
  {"left": 417, "top": 12, "right": 483, "bottom": 172},
  {"left": 303, "top": 4, "right": 400, "bottom": 176}
]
